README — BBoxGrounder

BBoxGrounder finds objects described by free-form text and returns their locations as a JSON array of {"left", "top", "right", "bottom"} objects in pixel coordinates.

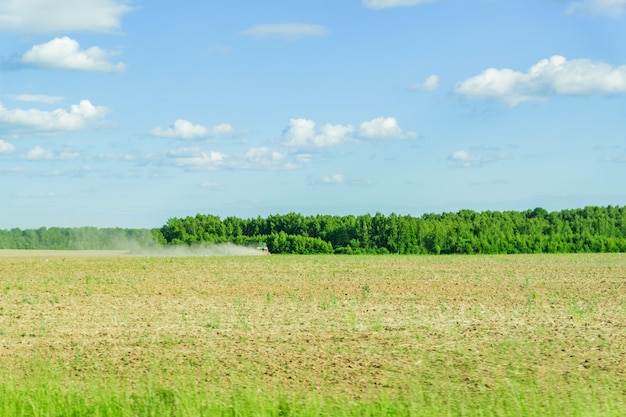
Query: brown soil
[{"left": 0, "top": 253, "right": 624, "bottom": 399}]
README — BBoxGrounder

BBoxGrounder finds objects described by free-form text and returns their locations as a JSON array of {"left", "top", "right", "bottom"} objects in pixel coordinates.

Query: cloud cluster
[
  {"left": 455, "top": 55, "right": 626, "bottom": 105},
  {"left": 566, "top": 0, "right": 626, "bottom": 16},
  {"left": 363, "top": 0, "right": 434, "bottom": 9},
  {"left": 411, "top": 74, "right": 440, "bottom": 91},
  {"left": 242, "top": 23, "right": 328, "bottom": 40},
  {"left": 0, "top": 0, "right": 132, "bottom": 34},
  {"left": 25, "top": 145, "right": 79, "bottom": 161},
  {"left": 282, "top": 119, "right": 355, "bottom": 148},
  {"left": 146, "top": 115, "right": 416, "bottom": 172},
  {"left": 150, "top": 119, "right": 234, "bottom": 139},
  {"left": 359, "top": 117, "right": 415, "bottom": 139},
  {"left": 282, "top": 117, "right": 415, "bottom": 149},
  {"left": 0, "top": 100, "right": 109, "bottom": 131},
  {"left": 238, "top": 147, "right": 289, "bottom": 169},
  {"left": 168, "top": 148, "right": 226, "bottom": 169},
  {"left": 20, "top": 37, "right": 126, "bottom": 72},
  {"left": 167, "top": 146, "right": 291, "bottom": 171},
  {"left": 0, "top": 139, "right": 15, "bottom": 153}
]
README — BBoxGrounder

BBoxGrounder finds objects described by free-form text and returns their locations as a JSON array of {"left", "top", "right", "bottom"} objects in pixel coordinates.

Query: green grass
[{"left": 1, "top": 373, "right": 623, "bottom": 416}]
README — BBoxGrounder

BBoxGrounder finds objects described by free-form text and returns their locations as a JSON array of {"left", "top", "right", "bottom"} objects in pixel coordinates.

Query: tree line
[
  {"left": 154, "top": 206, "right": 626, "bottom": 254},
  {"left": 2, "top": 206, "right": 625, "bottom": 254},
  {"left": 0, "top": 227, "right": 156, "bottom": 250}
]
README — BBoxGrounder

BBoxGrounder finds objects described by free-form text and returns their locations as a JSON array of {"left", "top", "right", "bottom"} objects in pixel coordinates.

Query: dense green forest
[
  {"left": 154, "top": 206, "right": 626, "bottom": 254},
  {"left": 2, "top": 206, "right": 626, "bottom": 254}
]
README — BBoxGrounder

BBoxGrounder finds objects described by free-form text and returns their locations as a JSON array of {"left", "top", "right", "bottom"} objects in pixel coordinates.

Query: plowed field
[{"left": 0, "top": 252, "right": 624, "bottom": 414}]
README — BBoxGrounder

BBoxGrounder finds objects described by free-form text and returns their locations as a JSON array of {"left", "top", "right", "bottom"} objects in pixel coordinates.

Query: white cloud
[
  {"left": 454, "top": 55, "right": 626, "bottom": 105},
  {"left": 282, "top": 118, "right": 355, "bottom": 148},
  {"left": 0, "top": 0, "right": 132, "bottom": 34},
  {"left": 358, "top": 117, "right": 416, "bottom": 139},
  {"left": 236, "top": 147, "right": 288, "bottom": 169},
  {"left": 25, "top": 145, "right": 79, "bottom": 161},
  {"left": 150, "top": 119, "right": 234, "bottom": 139},
  {"left": 320, "top": 174, "right": 344, "bottom": 184},
  {"left": 166, "top": 146, "right": 293, "bottom": 171},
  {"left": 25, "top": 146, "right": 53, "bottom": 160},
  {"left": 15, "top": 94, "right": 64, "bottom": 104},
  {"left": 312, "top": 174, "right": 372, "bottom": 186},
  {"left": 242, "top": 147, "right": 284, "bottom": 162},
  {"left": 448, "top": 150, "right": 509, "bottom": 168},
  {"left": 97, "top": 152, "right": 135, "bottom": 161},
  {"left": 283, "top": 117, "right": 415, "bottom": 149},
  {"left": 0, "top": 139, "right": 15, "bottom": 153},
  {"left": 242, "top": 23, "right": 328, "bottom": 40},
  {"left": 168, "top": 147, "right": 226, "bottom": 169},
  {"left": 411, "top": 74, "right": 439, "bottom": 90},
  {"left": 316, "top": 124, "right": 355, "bottom": 146},
  {"left": 449, "top": 150, "right": 477, "bottom": 167},
  {"left": 0, "top": 100, "right": 109, "bottom": 131},
  {"left": 566, "top": 0, "right": 626, "bottom": 17},
  {"left": 282, "top": 118, "right": 315, "bottom": 147},
  {"left": 20, "top": 37, "right": 126, "bottom": 72},
  {"left": 363, "top": 0, "right": 434, "bottom": 9}
]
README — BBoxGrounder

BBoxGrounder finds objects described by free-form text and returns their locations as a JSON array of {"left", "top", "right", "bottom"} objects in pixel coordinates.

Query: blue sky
[{"left": 1, "top": 0, "right": 625, "bottom": 229}]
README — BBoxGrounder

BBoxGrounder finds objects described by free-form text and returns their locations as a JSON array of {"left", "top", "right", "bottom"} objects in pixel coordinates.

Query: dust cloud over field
[
  {"left": 131, "top": 242, "right": 268, "bottom": 257},
  {"left": 0, "top": 243, "right": 268, "bottom": 258}
]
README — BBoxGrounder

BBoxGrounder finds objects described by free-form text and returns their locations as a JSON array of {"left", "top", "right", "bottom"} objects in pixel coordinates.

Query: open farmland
[{"left": 0, "top": 252, "right": 624, "bottom": 416}]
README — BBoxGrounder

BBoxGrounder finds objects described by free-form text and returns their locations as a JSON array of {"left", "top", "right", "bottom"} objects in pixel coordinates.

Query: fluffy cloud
[
  {"left": 168, "top": 147, "right": 226, "bottom": 169},
  {"left": 411, "top": 74, "right": 439, "bottom": 91},
  {"left": 15, "top": 94, "right": 64, "bottom": 104},
  {"left": 454, "top": 55, "right": 626, "bottom": 105},
  {"left": 236, "top": 147, "right": 289, "bottom": 169},
  {"left": 0, "top": 139, "right": 15, "bottom": 153},
  {"left": 0, "top": 0, "right": 132, "bottom": 34},
  {"left": 283, "top": 119, "right": 355, "bottom": 148},
  {"left": 566, "top": 0, "right": 626, "bottom": 16},
  {"left": 150, "top": 119, "right": 234, "bottom": 139},
  {"left": 448, "top": 150, "right": 479, "bottom": 167},
  {"left": 0, "top": 100, "right": 109, "bottom": 131},
  {"left": 358, "top": 117, "right": 416, "bottom": 139},
  {"left": 25, "top": 145, "right": 79, "bottom": 161},
  {"left": 283, "top": 117, "right": 414, "bottom": 149},
  {"left": 242, "top": 23, "right": 328, "bottom": 40},
  {"left": 20, "top": 37, "right": 126, "bottom": 72},
  {"left": 363, "top": 0, "right": 434, "bottom": 9},
  {"left": 25, "top": 146, "right": 54, "bottom": 160}
]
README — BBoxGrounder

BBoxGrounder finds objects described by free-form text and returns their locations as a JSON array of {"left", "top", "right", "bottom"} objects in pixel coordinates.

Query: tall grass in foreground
[{"left": 1, "top": 374, "right": 624, "bottom": 417}]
